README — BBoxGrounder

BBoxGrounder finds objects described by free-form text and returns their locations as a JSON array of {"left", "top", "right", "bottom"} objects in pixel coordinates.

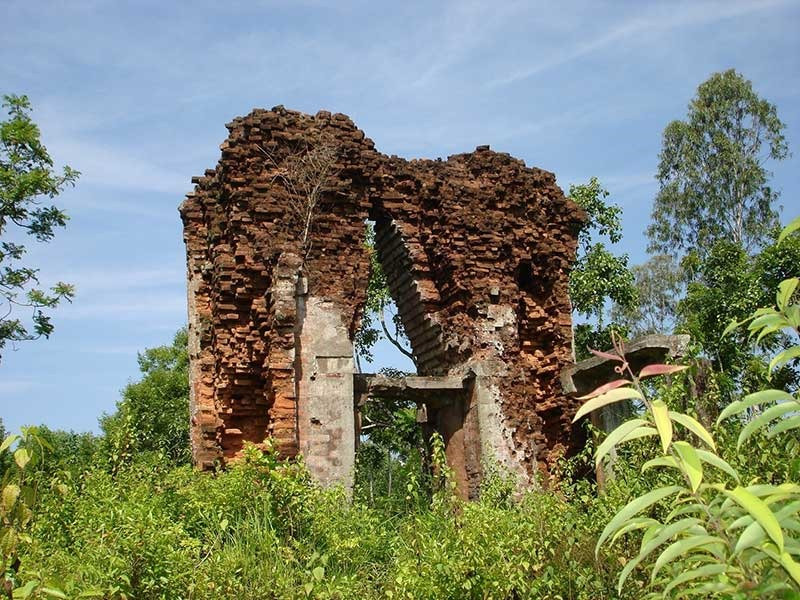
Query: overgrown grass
[{"left": 15, "top": 440, "right": 649, "bottom": 600}]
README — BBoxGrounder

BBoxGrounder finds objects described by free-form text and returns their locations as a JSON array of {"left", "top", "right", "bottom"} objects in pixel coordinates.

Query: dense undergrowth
[
  {"left": 11, "top": 439, "right": 630, "bottom": 599},
  {"left": 1, "top": 417, "right": 794, "bottom": 599}
]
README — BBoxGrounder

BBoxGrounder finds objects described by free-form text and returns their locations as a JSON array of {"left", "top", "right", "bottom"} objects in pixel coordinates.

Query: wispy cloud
[{"left": 486, "top": 0, "right": 793, "bottom": 89}]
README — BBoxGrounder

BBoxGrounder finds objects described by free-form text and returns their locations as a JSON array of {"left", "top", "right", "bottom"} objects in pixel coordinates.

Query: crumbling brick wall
[{"left": 180, "top": 106, "right": 584, "bottom": 487}]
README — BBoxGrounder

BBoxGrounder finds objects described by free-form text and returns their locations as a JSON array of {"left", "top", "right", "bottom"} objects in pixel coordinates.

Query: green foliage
[
  {"left": 0, "top": 427, "right": 67, "bottom": 598},
  {"left": 33, "top": 427, "right": 100, "bottom": 478},
  {"left": 579, "top": 223, "right": 800, "bottom": 598},
  {"left": 355, "top": 222, "right": 414, "bottom": 369},
  {"left": 100, "top": 328, "right": 190, "bottom": 467},
  {"left": 17, "top": 440, "right": 639, "bottom": 599},
  {"left": 678, "top": 233, "right": 800, "bottom": 396},
  {"left": 569, "top": 177, "right": 637, "bottom": 323},
  {"left": 615, "top": 254, "right": 683, "bottom": 337},
  {"left": 647, "top": 69, "right": 788, "bottom": 261},
  {"left": 0, "top": 94, "right": 79, "bottom": 360}
]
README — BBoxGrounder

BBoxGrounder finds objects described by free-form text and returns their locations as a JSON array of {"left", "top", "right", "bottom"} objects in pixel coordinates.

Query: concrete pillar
[{"left": 295, "top": 285, "right": 356, "bottom": 488}]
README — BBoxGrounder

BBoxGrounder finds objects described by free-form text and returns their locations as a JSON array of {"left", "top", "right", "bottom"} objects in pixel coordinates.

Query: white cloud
[{"left": 486, "top": 0, "right": 793, "bottom": 89}]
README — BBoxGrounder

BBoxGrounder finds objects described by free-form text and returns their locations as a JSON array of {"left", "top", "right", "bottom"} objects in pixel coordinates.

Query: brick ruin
[{"left": 180, "top": 106, "right": 585, "bottom": 496}]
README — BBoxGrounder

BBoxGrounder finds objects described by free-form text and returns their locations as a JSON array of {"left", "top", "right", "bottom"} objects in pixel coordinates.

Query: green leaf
[
  {"left": 595, "top": 419, "right": 649, "bottom": 467},
  {"left": 12, "top": 580, "right": 38, "bottom": 599},
  {"left": 787, "top": 305, "right": 800, "bottom": 328},
  {"left": 695, "top": 449, "right": 739, "bottom": 483},
  {"left": 666, "top": 502, "right": 706, "bottom": 522},
  {"left": 651, "top": 400, "right": 672, "bottom": 453},
  {"left": 777, "top": 278, "right": 798, "bottom": 310},
  {"left": 722, "top": 317, "right": 745, "bottom": 337},
  {"left": 770, "top": 346, "right": 800, "bottom": 375},
  {"left": 669, "top": 411, "right": 715, "bottom": 450},
  {"left": 734, "top": 520, "right": 767, "bottom": 554},
  {"left": 642, "top": 455, "right": 679, "bottom": 473},
  {"left": 312, "top": 566, "right": 324, "bottom": 581},
  {"left": 651, "top": 535, "right": 724, "bottom": 583},
  {"left": 661, "top": 563, "right": 728, "bottom": 598},
  {"left": 572, "top": 387, "right": 643, "bottom": 423},
  {"left": 619, "top": 426, "right": 658, "bottom": 443},
  {"left": 755, "top": 323, "right": 785, "bottom": 346},
  {"left": 769, "top": 415, "right": 800, "bottom": 437},
  {"left": 725, "top": 487, "right": 784, "bottom": 552},
  {"left": 14, "top": 447, "right": 30, "bottom": 470},
  {"left": 778, "top": 216, "right": 800, "bottom": 245},
  {"left": 0, "top": 434, "right": 19, "bottom": 453},
  {"left": 737, "top": 402, "right": 799, "bottom": 449},
  {"left": 2, "top": 484, "right": 20, "bottom": 511},
  {"left": 762, "top": 543, "right": 800, "bottom": 586},
  {"left": 717, "top": 389, "right": 794, "bottom": 423},
  {"left": 748, "top": 312, "right": 786, "bottom": 332},
  {"left": 617, "top": 518, "right": 700, "bottom": 594},
  {"left": 595, "top": 486, "right": 683, "bottom": 556},
  {"left": 610, "top": 517, "right": 659, "bottom": 545},
  {"left": 40, "top": 588, "right": 67, "bottom": 599},
  {"left": 673, "top": 441, "right": 703, "bottom": 492}
]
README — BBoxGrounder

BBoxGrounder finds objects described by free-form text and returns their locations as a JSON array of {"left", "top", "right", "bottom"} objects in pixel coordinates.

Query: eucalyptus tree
[{"left": 647, "top": 69, "right": 788, "bottom": 265}]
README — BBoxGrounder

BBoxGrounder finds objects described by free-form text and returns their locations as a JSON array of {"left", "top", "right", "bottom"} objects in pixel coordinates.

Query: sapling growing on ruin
[{"left": 260, "top": 139, "right": 340, "bottom": 268}]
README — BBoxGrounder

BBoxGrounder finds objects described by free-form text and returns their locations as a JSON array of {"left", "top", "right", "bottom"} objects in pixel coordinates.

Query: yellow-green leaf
[
  {"left": 617, "top": 518, "right": 700, "bottom": 594},
  {"left": 717, "top": 389, "right": 794, "bottom": 423},
  {"left": 778, "top": 216, "right": 800, "bottom": 245},
  {"left": 572, "top": 387, "right": 643, "bottom": 423},
  {"left": 777, "top": 278, "right": 799, "bottom": 311},
  {"left": 651, "top": 400, "right": 672, "bottom": 453},
  {"left": 769, "top": 415, "right": 800, "bottom": 437},
  {"left": 610, "top": 517, "right": 658, "bottom": 545},
  {"left": 737, "top": 402, "right": 799, "bottom": 449},
  {"left": 734, "top": 520, "right": 767, "bottom": 554},
  {"left": 595, "top": 419, "right": 649, "bottom": 467},
  {"left": 673, "top": 441, "right": 703, "bottom": 492},
  {"left": 695, "top": 449, "right": 740, "bottom": 483},
  {"left": 2, "top": 484, "right": 20, "bottom": 512},
  {"left": 595, "top": 486, "right": 683, "bottom": 556},
  {"left": 642, "top": 455, "right": 679, "bottom": 473},
  {"left": 725, "top": 487, "right": 784, "bottom": 552},
  {"left": 0, "top": 434, "right": 19, "bottom": 453},
  {"left": 651, "top": 535, "right": 724, "bottom": 583},
  {"left": 669, "top": 411, "right": 716, "bottom": 450},
  {"left": 14, "top": 448, "right": 30, "bottom": 470},
  {"left": 661, "top": 563, "right": 728, "bottom": 598},
  {"left": 722, "top": 317, "right": 745, "bottom": 337},
  {"left": 770, "top": 346, "right": 800, "bottom": 375},
  {"left": 763, "top": 542, "right": 800, "bottom": 586}
]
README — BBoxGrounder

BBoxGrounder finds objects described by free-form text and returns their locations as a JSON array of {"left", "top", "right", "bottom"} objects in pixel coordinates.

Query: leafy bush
[{"left": 576, "top": 220, "right": 800, "bottom": 598}]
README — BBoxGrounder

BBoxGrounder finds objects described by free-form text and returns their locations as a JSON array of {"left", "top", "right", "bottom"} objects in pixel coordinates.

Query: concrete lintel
[
  {"left": 561, "top": 333, "right": 691, "bottom": 397},
  {"left": 354, "top": 373, "right": 471, "bottom": 407}
]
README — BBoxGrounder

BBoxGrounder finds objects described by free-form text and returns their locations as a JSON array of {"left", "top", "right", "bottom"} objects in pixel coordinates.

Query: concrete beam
[
  {"left": 354, "top": 373, "right": 470, "bottom": 407},
  {"left": 561, "top": 334, "right": 690, "bottom": 397}
]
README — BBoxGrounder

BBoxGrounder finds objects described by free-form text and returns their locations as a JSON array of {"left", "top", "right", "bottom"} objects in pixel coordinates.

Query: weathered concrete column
[{"left": 296, "top": 281, "right": 356, "bottom": 488}]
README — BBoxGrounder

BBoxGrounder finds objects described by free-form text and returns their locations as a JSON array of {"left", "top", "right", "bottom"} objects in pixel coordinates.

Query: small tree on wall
[{"left": 260, "top": 138, "right": 340, "bottom": 268}]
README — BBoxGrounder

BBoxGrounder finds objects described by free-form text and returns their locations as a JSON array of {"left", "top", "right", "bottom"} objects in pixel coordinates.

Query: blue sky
[{"left": 1, "top": 0, "right": 798, "bottom": 434}]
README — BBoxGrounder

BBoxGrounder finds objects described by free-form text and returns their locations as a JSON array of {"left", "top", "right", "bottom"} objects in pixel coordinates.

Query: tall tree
[
  {"left": 647, "top": 69, "right": 788, "bottom": 263},
  {"left": 101, "top": 328, "right": 190, "bottom": 465},
  {"left": 569, "top": 178, "right": 637, "bottom": 358},
  {"left": 613, "top": 254, "right": 683, "bottom": 337},
  {"left": 0, "top": 94, "right": 78, "bottom": 360}
]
